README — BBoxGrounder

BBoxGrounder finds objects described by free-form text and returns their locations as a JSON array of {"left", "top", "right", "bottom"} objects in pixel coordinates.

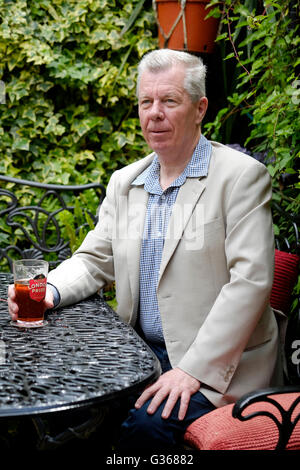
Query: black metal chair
[
  {"left": 232, "top": 386, "right": 300, "bottom": 451},
  {"left": 0, "top": 175, "right": 106, "bottom": 272}
]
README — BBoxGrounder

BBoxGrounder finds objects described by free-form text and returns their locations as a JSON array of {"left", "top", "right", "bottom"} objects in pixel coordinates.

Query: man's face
[{"left": 138, "top": 65, "right": 207, "bottom": 158}]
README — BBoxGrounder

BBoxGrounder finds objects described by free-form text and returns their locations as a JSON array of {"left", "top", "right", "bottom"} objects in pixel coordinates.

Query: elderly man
[{"left": 8, "top": 49, "right": 281, "bottom": 450}]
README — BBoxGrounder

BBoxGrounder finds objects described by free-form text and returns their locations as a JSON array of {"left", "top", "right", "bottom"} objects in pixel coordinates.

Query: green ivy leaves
[
  {"left": 206, "top": 0, "right": 299, "bottom": 214},
  {"left": 0, "top": 0, "right": 156, "bottom": 192}
]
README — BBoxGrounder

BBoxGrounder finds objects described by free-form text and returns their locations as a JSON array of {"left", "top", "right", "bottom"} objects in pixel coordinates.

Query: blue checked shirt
[{"left": 131, "top": 134, "right": 212, "bottom": 344}]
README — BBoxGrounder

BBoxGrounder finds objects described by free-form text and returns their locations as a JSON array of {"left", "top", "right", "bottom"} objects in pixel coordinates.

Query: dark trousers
[{"left": 117, "top": 342, "right": 215, "bottom": 451}]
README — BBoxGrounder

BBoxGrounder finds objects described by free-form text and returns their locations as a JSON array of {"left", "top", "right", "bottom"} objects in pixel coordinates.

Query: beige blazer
[{"left": 48, "top": 141, "right": 281, "bottom": 408}]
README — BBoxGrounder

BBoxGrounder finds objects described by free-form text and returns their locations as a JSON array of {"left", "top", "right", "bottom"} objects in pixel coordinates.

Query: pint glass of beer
[{"left": 13, "top": 259, "right": 49, "bottom": 327}]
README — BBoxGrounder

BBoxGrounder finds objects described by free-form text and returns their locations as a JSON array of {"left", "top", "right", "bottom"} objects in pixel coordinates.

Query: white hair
[{"left": 136, "top": 49, "right": 207, "bottom": 102}]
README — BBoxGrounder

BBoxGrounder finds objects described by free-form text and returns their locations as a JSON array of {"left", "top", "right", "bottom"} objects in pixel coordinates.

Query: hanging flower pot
[{"left": 153, "top": 0, "right": 220, "bottom": 53}]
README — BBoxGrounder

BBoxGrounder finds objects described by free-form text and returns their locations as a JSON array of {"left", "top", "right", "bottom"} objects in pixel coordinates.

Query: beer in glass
[{"left": 13, "top": 259, "right": 49, "bottom": 327}]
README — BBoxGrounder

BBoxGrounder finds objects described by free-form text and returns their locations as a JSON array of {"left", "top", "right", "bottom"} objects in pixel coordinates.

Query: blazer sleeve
[
  {"left": 47, "top": 171, "right": 118, "bottom": 307},
  {"left": 177, "top": 162, "right": 275, "bottom": 392}
]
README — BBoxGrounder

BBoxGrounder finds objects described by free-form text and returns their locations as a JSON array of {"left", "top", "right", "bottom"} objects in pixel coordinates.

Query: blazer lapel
[
  {"left": 158, "top": 177, "right": 206, "bottom": 283},
  {"left": 126, "top": 184, "right": 149, "bottom": 316}
]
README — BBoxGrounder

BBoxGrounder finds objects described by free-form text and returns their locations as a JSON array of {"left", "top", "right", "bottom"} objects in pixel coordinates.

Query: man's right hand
[{"left": 7, "top": 284, "right": 54, "bottom": 321}]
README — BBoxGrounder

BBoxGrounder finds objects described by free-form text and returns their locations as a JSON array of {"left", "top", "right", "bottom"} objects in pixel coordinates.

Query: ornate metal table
[{"left": 0, "top": 273, "right": 161, "bottom": 450}]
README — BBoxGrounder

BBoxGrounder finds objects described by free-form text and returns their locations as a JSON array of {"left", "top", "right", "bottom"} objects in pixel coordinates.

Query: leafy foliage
[
  {"left": 1, "top": 1, "right": 298, "bottom": 269},
  {"left": 206, "top": 0, "right": 299, "bottom": 215},
  {"left": 0, "top": 0, "right": 157, "bottom": 276},
  {"left": 206, "top": 0, "right": 300, "bottom": 306},
  {"left": 0, "top": 0, "right": 157, "bottom": 190},
  {"left": 57, "top": 195, "right": 97, "bottom": 253}
]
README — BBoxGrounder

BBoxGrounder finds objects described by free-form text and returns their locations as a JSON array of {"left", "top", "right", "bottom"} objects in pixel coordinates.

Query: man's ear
[{"left": 196, "top": 97, "right": 208, "bottom": 125}]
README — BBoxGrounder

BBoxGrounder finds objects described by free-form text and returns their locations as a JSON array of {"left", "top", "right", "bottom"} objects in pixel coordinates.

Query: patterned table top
[{"left": 0, "top": 273, "right": 160, "bottom": 418}]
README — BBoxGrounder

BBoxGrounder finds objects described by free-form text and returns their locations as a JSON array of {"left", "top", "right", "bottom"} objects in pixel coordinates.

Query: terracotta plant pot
[{"left": 154, "top": 0, "right": 220, "bottom": 53}]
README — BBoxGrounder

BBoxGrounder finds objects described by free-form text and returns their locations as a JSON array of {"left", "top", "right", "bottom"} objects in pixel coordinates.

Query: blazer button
[{"left": 224, "top": 365, "right": 235, "bottom": 382}]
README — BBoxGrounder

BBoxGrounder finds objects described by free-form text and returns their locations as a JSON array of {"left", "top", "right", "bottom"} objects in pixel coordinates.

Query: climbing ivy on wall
[{"left": 0, "top": 0, "right": 157, "bottom": 187}]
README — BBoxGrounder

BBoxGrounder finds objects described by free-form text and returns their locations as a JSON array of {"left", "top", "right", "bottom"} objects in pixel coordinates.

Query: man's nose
[{"left": 149, "top": 101, "right": 164, "bottom": 120}]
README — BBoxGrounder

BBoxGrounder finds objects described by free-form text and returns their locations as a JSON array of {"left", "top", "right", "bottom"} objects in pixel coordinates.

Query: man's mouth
[{"left": 148, "top": 129, "right": 169, "bottom": 134}]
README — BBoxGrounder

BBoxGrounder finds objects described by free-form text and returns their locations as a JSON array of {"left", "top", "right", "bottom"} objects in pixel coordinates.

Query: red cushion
[
  {"left": 270, "top": 250, "right": 299, "bottom": 314},
  {"left": 184, "top": 393, "right": 300, "bottom": 450}
]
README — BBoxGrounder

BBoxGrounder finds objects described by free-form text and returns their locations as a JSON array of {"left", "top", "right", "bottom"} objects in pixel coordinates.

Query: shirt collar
[{"left": 131, "top": 134, "right": 212, "bottom": 194}]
